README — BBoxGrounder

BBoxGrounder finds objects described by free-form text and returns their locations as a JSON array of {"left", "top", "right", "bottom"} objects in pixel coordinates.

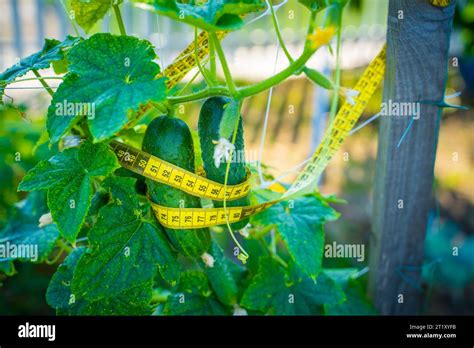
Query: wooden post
[{"left": 369, "top": 0, "right": 456, "bottom": 315}]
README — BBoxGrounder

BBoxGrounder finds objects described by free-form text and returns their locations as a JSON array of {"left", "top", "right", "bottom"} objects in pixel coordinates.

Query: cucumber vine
[{"left": 0, "top": 0, "right": 376, "bottom": 316}]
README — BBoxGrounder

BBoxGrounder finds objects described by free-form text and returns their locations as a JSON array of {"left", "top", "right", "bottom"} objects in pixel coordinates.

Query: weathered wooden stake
[{"left": 369, "top": 0, "right": 456, "bottom": 315}]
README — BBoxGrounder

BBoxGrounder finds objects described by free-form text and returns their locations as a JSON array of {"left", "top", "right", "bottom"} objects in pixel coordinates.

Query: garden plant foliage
[{"left": 0, "top": 0, "right": 376, "bottom": 316}]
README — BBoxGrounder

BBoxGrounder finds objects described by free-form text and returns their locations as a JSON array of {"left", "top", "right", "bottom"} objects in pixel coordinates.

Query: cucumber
[
  {"left": 143, "top": 116, "right": 211, "bottom": 258},
  {"left": 198, "top": 97, "right": 250, "bottom": 230}
]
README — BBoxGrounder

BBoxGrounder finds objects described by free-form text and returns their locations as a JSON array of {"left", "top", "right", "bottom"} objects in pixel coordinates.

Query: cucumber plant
[{"left": 0, "top": 0, "right": 376, "bottom": 315}]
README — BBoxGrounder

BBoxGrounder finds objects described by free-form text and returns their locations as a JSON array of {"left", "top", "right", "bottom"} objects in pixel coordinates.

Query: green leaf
[
  {"left": 72, "top": 176, "right": 180, "bottom": 301},
  {"left": 0, "top": 192, "right": 59, "bottom": 273},
  {"left": 47, "top": 33, "right": 167, "bottom": 143},
  {"left": 133, "top": 0, "right": 265, "bottom": 31},
  {"left": 324, "top": 270, "right": 377, "bottom": 315},
  {"left": 18, "top": 141, "right": 119, "bottom": 242},
  {"left": 201, "top": 242, "right": 240, "bottom": 306},
  {"left": 164, "top": 271, "right": 229, "bottom": 315},
  {"left": 71, "top": 0, "right": 117, "bottom": 33},
  {"left": 241, "top": 257, "right": 345, "bottom": 315},
  {"left": 0, "top": 36, "right": 79, "bottom": 83},
  {"left": 46, "top": 247, "right": 86, "bottom": 309},
  {"left": 47, "top": 247, "right": 153, "bottom": 315},
  {"left": 251, "top": 190, "right": 339, "bottom": 280},
  {"left": 79, "top": 281, "right": 153, "bottom": 315},
  {"left": 0, "top": 36, "right": 80, "bottom": 103}
]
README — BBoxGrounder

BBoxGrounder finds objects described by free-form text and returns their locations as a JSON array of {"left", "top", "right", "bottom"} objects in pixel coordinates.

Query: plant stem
[
  {"left": 272, "top": 252, "right": 288, "bottom": 268},
  {"left": 238, "top": 49, "right": 312, "bottom": 98},
  {"left": 194, "top": 28, "right": 213, "bottom": 86},
  {"left": 7, "top": 76, "right": 63, "bottom": 84},
  {"left": 167, "top": 48, "right": 314, "bottom": 104},
  {"left": 269, "top": 0, "right": 293, "bottom": 63},
  {"left": 113, "top": 3, "right": 127, "bottom": 36},
  {"left": 270, "top": 228, "right": 277, "bottom": 254},
  {"left": 269, "top": 4, "right": 336, "bottom": 91},
  {"left": 259, "top": 236, "right": 288, "bottom": 268},
  {"left": 208, "top": 32, "right": 217, "bottom": 81},
  {"left": 56, "top": 239, "right": 74, "bottom": 254},
  {"left": 167, "top": 10, "right": 321, "bottom": 105},
  {"left": 174, "top": 69, "right": 201, "bottom": 97},
  {"left": 222, "top": 99, "right": 249, "bottom": 263},
  {"left": 32, "top": 69, "right": 54, "bottom": 96},
  {"left": 210, "top": 31, "right": 237, "bottom": 97},
  {"left": 253, "top": 224, "right": 274, "bottom": 239},
  {"left": 305, "top": 10, "right": 318, "bottom": 49},
  {"left": 238, "top": 8, "right": 322, "bottom": 98},
  {"left": 168, "top": 86, "right": 230, "bottom": 104}
]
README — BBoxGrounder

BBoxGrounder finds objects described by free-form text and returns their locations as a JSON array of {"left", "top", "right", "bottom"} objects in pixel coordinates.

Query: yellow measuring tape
[
  {"left": 114, "top": 45, "right": 386, "bottom": 229},
  {"left": 110, "top": 141, "right": 251, "bottom": 201},
  {"left": 159, "top": 31, "right": 228, "bottom": 89}
]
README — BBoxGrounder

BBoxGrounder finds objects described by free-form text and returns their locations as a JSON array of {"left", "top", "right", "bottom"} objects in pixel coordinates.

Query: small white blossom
[
  {"left": 213, "top": 138, "right": 235, "bottom": 168},
  {"left": 238, "top": 223, "right": 251, "bottom": 238},
  {"left": 38, "top": 212, "right": 53, "bottom": 228},
  {"left": 233, "top": 304, "right": 248, "bottom": 316},
  {"left": 201, "top": 252, "right": 215, "bottom": 268}
]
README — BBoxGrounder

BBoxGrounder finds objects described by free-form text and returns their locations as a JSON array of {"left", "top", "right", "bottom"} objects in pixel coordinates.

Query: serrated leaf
[
  {"left": 241, "top": 257, "right": 345, "bottom": 315},
  {"left": 47, "top": 33, "right": 167, "bottom": 143},
  {"left": 251, "top": 190, "right": 339, "bottom": 279},
  {"left": 0, "top": 192, "right": 59, "bottom": 273},
  {"left": 72, "top": 176, "right": 180, "bottom": 301},
  {"left": 202, "top": 242, "right": 239, "bottom": 306},
  {"left": 71, "top": 0, "right": 116, "bottom": 33},
  {"left": 164, "top": 271, "right": 229, "bottom": 315},
  {"left": 324, "top": 270, "right": 377, "bottom": 315},
  {"left": 0, "top": 36, "right": 80, "bottom": 103},
  {"left": 133, "top": 0, "right": 265, "bottom": 31},
  {"left": 80, "top": 281, "right": 153, "bottom": 315},
  {"left": 0, "top": 36, "right": 79, "bottom": 82},
  {"left": 47, "top": 247, "right": 153, "bottom": 315},
  {"left": 46, "top": 247, "right": 86, "bottom": 309},
  {"left": 18, "top": 141, "right": 119, "bottom": 242}
]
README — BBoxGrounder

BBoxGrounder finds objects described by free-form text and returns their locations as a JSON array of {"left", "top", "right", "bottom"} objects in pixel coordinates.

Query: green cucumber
[
  {"left": 198, "top": 97, "right": 250, "bottom": 230},
  {"left": 143, "top": 116, "right": 211, "bottom": 258}
]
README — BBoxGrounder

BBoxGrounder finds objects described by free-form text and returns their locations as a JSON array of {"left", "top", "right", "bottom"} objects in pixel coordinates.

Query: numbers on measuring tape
[
  {"left": 110, "top": 141, "right": 251, "bottom": 202},
  {"left": 111, "top": 44, "right": 386, "bottom": 229}
]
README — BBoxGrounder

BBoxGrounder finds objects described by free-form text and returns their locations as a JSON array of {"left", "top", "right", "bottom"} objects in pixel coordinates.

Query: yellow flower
[
  {"left": 194, "top": 0, "right": 208, "bottom": 6},
  {"left": 307, "top": 26, "right": 336, "bottom": 50}
]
